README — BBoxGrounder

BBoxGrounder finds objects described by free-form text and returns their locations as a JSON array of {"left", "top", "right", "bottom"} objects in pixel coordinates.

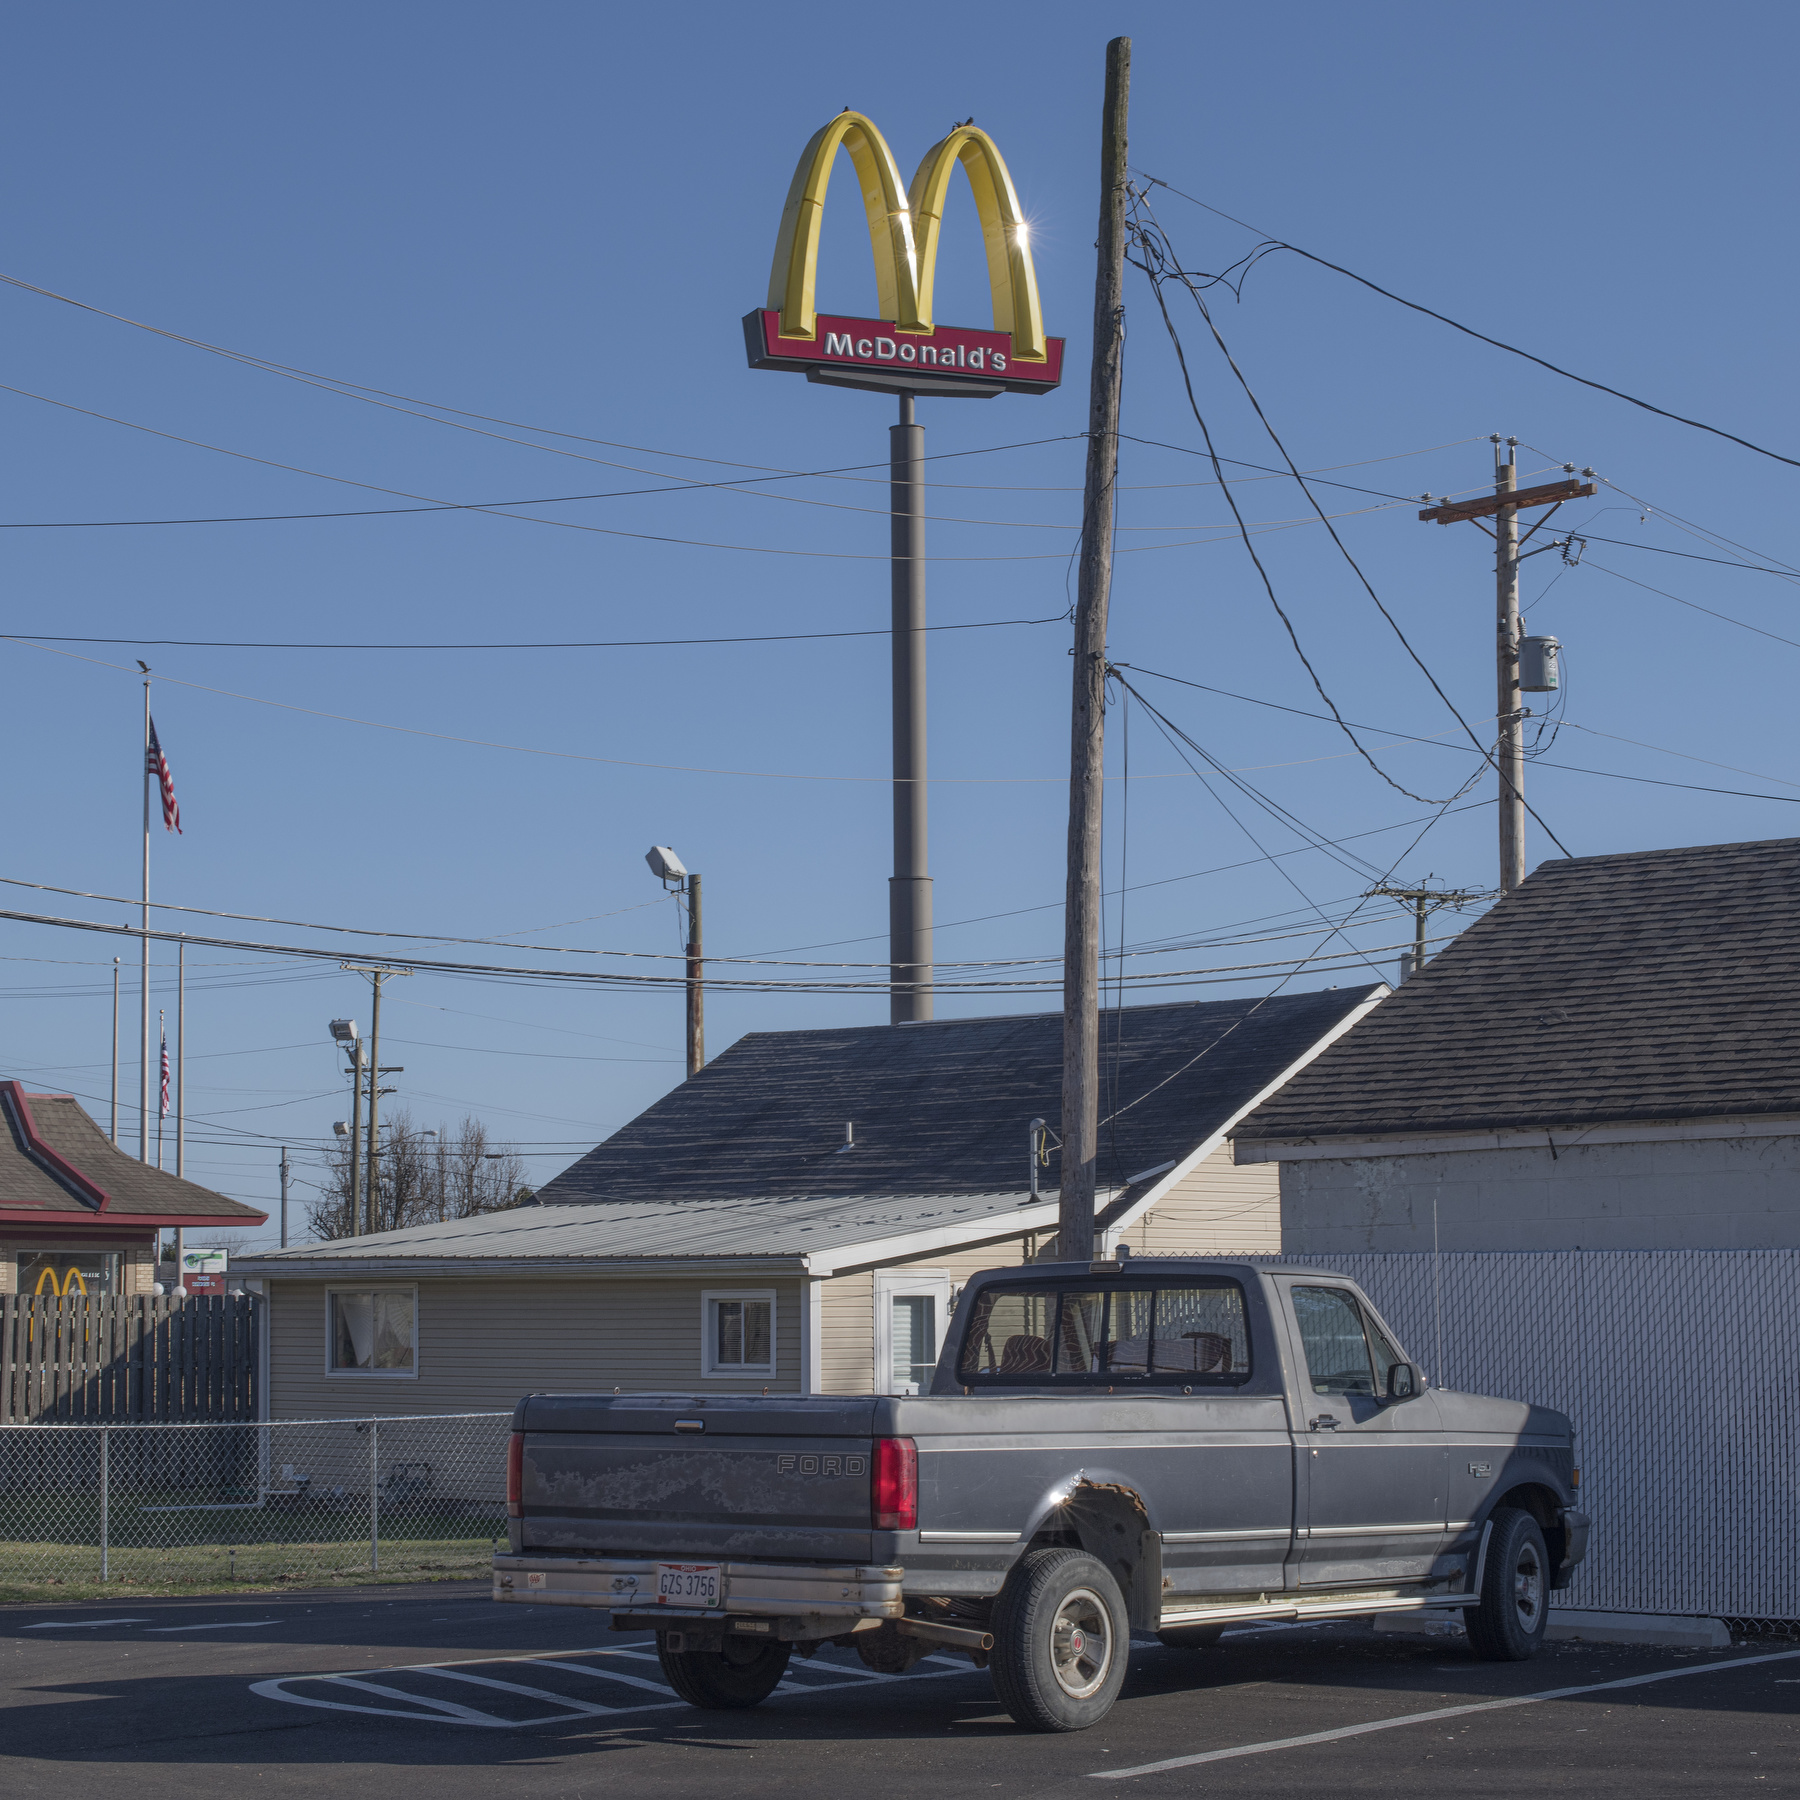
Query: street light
[
  {"left": 331, "top": 1018, "right": 365, "bottom": 1236},
  {"left": 646, "top": 846, "right": 703, "bottom": 1079}
]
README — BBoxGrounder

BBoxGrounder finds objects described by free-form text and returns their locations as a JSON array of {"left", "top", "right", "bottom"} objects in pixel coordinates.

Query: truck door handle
[{"left": 1309, "top": 1414, "right": 1341, "bottom": 1431}]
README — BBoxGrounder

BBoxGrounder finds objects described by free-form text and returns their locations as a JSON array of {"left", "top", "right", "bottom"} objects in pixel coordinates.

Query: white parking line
[
  {"left": 251, "top": 1640, "right": 982, "bottom": 1728},
  {"left": 1090, "top": 1646, "right": 1800, "bottom": 1779},
  {"left": 145, "top": 1620, "right": 283, "bottom": 1632},
  {"left": 20, "top": 1618, "right": 149, "bottom": 1630}
]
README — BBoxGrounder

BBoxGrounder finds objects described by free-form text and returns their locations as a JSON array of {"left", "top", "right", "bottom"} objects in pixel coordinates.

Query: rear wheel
[
  {"left": 655, "top": 1632, "right": 792, "bottom": 1708},
  {"left": 990, "top": 1547, "right": 1129, "bottom": 1732},
  {"left": 1466, "top": 1507, "right": 1550, "bottom": 1662}
]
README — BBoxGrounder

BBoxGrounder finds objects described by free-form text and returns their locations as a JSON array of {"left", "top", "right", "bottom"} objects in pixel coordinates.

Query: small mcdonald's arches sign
[{"left": 745, "top": 112, "right": 1063, "bottom": 397}]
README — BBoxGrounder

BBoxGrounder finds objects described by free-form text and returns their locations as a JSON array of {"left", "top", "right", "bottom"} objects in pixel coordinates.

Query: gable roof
[
  {"left": 1237, "top": 837, "right": 1800, "bottom": 1145},
  {"left": 537, "top": 988, "right": 1384, "bottom": 1207},
  {"left": 0, "top": 1083, "right": 267, "bottom": 1227}
]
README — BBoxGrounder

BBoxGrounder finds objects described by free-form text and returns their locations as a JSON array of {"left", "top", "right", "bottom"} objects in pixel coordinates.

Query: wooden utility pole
[
  {"left": 1059, "top": 35, "right": 1130, "bottom": 1264},
  {"left": 685, "top": 872, "right": 705, "bottom": 1077},
  {"left": 1365, "top": 881, "right": 1483, "bottom": 982},
  {"left": 1419, "top": 449, "right": 1594, "bottom": 894},
  {"left": 1493, "top": 440, "right": 1525, "bottom": 891}
]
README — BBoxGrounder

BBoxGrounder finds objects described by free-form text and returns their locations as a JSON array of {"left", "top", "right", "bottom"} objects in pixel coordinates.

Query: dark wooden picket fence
[{"left": 0, "top": 1294, "right": 258, "bottom": 1423}]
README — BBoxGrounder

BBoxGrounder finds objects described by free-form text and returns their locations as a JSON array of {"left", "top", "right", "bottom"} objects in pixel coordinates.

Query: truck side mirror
[{"left": 1386, "top": 1363, "right": 1420, "bottom": 1401}]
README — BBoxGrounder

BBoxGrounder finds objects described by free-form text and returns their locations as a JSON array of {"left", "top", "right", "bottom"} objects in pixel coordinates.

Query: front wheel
[
  {"left": 1466, "top": 1507, "right": 1550, "bottom": 1662},
  {"left": 655, "top": 1632, "right": 792, "bottom": 1708},
  {"left": 990, "top": 1547, "right": 1130, "bottom": 1732}
]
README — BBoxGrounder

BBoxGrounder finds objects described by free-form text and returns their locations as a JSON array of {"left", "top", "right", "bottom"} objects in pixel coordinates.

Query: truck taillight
[
  {"left": 507, "top": 1431, "right": 524, "bottom": 1518},
  {"left": 872, "top": 1436, "right": 917, "bottom": 1531}
]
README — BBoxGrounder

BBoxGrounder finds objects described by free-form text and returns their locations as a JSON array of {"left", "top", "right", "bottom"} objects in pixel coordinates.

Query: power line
[
  {"left": 1136, "top": 173, "right": 1800, "bottom": 472},
  {"left": 0, "top": 615, "right": 1068, "bottom": 653}
]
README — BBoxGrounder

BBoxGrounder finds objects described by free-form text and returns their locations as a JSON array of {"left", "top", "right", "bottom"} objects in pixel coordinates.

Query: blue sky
[{"left": 3, "top": 3, "right": 1795, "bottom": 1241}]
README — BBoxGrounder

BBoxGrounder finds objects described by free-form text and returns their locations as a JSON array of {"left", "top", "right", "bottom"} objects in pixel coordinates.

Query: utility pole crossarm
[{"left": 1419, "top": 478, "right": 1594, "bottom": 526}]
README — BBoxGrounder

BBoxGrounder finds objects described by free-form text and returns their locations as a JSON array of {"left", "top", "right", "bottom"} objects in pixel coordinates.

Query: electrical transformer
[{"left": 1520, "top": 634, "right": 1561, "bottom": 692}]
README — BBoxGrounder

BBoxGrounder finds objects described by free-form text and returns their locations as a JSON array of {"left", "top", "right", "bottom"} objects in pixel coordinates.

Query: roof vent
[{"left": 835, "top": 1121, "right": 855, "bottom": 1154}]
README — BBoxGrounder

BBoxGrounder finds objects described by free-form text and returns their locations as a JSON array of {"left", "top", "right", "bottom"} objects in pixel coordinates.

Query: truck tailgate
[{"left": 515, "top": 1393, "right": 884, "bottom": 1562}]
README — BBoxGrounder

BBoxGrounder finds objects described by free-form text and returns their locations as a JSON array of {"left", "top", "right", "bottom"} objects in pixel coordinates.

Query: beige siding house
[{"left": 242, "top": 990, "right": 1381, "bottom": 1411}]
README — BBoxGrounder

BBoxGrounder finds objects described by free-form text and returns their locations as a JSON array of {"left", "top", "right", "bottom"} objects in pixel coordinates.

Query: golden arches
[
  {"left": 31, "top": 1265, "right": 86, "bottom": 1297},
  {"left": 766, "top": 112, "right": 1047, "bottom": 362},
  {"left": 906, "top": 126, "right": 1045, "bottom": 362},
  {"left": 768, "top": 113, "right": 920, "bottom": 343}
]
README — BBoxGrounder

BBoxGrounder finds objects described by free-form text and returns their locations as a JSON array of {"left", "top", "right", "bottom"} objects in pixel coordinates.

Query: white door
[{"left": 875, "top": 1273, "right": 953, "bottom": 1395}]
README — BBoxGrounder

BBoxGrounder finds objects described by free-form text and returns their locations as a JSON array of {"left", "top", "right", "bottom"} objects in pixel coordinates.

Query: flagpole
[
  {"left": 140, "top": 673, "right": 151, "bottom": 1164},
  {"left": 176, "top": 939, "right": 185, "bottom": 1179},
  {"left": 157, "top": 1010, "right": 166, "bottom": 1171}
]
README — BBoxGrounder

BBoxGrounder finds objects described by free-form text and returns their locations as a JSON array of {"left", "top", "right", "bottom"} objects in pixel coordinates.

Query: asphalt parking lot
[{"left": 3, "top": 1583, "right": 1796, "bottom": 1796}]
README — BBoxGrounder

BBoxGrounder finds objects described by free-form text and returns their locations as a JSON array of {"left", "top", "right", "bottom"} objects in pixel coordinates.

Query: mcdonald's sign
[{"left": 744, "top": 112, "right": 1064, "bottom": 396}]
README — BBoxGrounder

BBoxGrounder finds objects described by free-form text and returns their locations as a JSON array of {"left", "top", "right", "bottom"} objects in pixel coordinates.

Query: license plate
[{"left": 654, "top": 1562, "right": 723, "bottom": 1607}]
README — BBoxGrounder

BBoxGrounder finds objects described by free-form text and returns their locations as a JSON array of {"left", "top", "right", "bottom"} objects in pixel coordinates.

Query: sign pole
[{"left": 889, "top": 391, "right": 933, "bottom": 1022}]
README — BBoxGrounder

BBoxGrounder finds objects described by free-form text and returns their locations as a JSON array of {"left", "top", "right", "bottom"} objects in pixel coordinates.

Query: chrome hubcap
[
  {"left": 1513, "top": 1542, "right": 1543, "bottom": 1629},
  {"left": 1049, "top": 1587, "right": 1112, "bottom": 1699}
]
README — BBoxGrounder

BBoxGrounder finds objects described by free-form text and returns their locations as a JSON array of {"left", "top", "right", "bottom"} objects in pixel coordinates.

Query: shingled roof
[
  {"left": 0, "top": 1082, "right": 267, "bottom": 1226},
  {"left": 1237, "top": 837, "right": 1800, "bottom": 1145},
  {"left": 536, "top": 988, "right": 1382, "bottom": 1206}
]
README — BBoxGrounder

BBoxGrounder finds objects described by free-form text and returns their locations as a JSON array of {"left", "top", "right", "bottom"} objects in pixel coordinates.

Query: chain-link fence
[
  {"left": 0, "top": 1412, "right": 510, "bottom": 1594},
  {"left": 1255, "top": 1250, "right": 1800, "bottom": 1622}
]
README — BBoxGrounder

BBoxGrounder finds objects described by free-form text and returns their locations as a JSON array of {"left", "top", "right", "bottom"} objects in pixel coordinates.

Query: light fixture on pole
[{"left": 647, "top": 847, "right": 705, "bottom": 1079}]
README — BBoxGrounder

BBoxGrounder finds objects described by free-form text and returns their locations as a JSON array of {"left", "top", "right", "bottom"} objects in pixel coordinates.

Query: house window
[
  {"left": 702, "top": 1291, "right": 775, "bottom": 1377},
  {"left": 328, "top": 1288, "right": 417, "bottom": 1374},
  {"left": 890, "top": 1296, "right": 937, "bottom": 1394}
]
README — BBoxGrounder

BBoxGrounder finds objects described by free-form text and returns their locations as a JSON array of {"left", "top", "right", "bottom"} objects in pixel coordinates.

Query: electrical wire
[{"left": 1136, "top": 174, "right": 1800, "bottom": 472}]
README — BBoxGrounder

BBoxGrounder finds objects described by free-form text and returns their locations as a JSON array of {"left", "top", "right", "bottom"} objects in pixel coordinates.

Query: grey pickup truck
[{"left": 494, "top": 1257, "right": 1589, "bottom": 1731}]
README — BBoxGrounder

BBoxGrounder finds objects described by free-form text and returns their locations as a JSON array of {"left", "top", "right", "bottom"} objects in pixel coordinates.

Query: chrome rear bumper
[{"left": 491, "top": 1552, "right": 905, "bottom": 1619}]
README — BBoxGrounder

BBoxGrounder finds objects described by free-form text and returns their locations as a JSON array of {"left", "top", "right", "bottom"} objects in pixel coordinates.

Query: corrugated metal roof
[{"left": 236, "top": 1187, "right": 1044, "bottom": 1274}]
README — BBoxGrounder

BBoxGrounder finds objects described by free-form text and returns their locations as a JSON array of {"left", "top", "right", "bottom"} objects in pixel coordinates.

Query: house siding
[
  {"left": 1278, "top": 1131, "right": 1800, "bottom": 1253},
  {"left": 817, "top": 1234, "right": 1034, "bottom": 1395},
  {"left": 266, "top": 1274, "right": 805, "bottom": 1416},
  {"left": 1130, "top": 1141, "right": 1280, "bottom": 1256}
]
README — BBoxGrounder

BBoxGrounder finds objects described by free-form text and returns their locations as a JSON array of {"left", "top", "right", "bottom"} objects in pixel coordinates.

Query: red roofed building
[{"left": 0, "top": 1080, "right": 266, "bottom": 1297}]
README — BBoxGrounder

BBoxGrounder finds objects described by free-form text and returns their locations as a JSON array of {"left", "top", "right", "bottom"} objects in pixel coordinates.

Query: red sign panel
[
  {"left": 184, "top": 1272, "right": 226, "bottom": 1296},
  {"left": 743, "top": 309, "right": 1064, "bottom": 396}
]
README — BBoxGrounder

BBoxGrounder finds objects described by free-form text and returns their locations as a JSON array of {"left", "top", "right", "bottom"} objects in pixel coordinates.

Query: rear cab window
[{"left": 957, "top": 1279, "right": 1253, "bottom": 1387}]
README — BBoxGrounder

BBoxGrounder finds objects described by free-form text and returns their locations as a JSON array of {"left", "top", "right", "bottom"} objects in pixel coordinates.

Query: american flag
[
  {"left": 147, "top": 718, "right": 181, "bottom": 834},
  {"left": 159, "top": 1024, "right": 171, "bottom": 1118}
]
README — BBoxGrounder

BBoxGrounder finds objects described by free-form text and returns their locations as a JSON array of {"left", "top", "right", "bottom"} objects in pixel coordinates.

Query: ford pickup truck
[{"left": 493, "top": 1257, "right": 1589, "bottom": 1731}]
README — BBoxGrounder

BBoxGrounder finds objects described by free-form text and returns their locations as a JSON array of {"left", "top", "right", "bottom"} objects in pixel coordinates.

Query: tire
[
  {"left": 990, "top": 1547, "right": 1130, "bottom": 1733},
  {"left": 1466, "top": 1507, "right": 1550, "bottom": 1662},
  {"left": 1156, "top": 1623, "right": 1225, "bottom": 1650},
  {"left": 655, "top": 1632, "right": 792, "bottom": 1708}
]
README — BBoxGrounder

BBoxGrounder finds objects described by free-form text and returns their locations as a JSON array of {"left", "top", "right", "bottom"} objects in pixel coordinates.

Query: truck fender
[{"left": 1017, "top": 1471, "right": 1162, "bottom": 1632}]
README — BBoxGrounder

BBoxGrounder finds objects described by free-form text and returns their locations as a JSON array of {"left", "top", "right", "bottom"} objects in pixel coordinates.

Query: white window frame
[
  {"left": 701, "top": 1289, "right": 777, "bottom": 1379},
  {"left": 324, "top": 1284, "right": 420, "bottom": 1379},
  {"left": 875, "top": 1271, "right": 953, "bottom": 1396}
]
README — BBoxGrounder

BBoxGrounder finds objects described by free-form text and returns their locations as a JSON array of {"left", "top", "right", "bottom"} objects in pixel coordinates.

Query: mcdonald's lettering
[
  {"left": 746, "top": 308, "right": 1060, "bottom": 393},
  {"left": 744, "top": 111, "right": 1063, "bottom": 396}
]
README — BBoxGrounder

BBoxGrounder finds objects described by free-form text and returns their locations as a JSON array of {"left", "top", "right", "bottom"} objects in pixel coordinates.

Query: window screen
[
  {"left": 330, "top": 1290, "right": 415, "bottom": 1371},
  {"left": 711, "top": 1297, "right": 772, "bottom": 1371},
  {"left": 958, "top": 1282, "right": 1250, "bottom": 1385}
]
